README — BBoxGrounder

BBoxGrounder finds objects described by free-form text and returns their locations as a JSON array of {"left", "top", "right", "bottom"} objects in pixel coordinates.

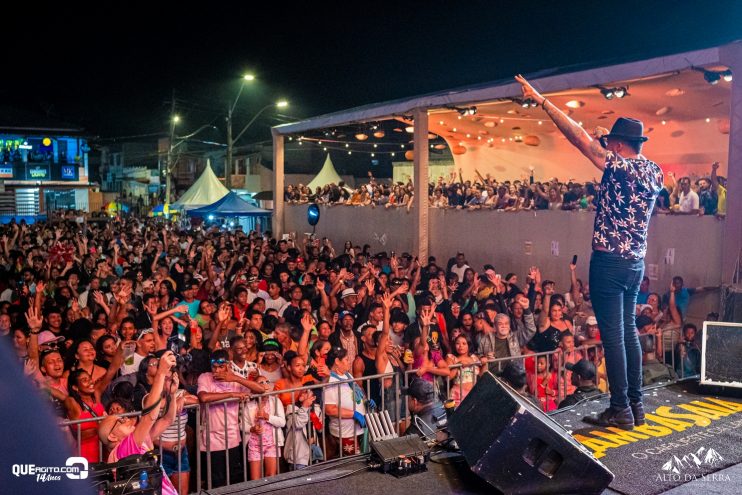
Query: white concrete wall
[{"left": 284, "top": 205, "right": 723, "bottom": 320}]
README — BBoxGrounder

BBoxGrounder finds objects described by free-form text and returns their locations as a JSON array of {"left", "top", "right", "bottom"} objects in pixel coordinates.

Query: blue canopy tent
[{"left": 189, "top": 191, "right": 272, "bottom": 233}]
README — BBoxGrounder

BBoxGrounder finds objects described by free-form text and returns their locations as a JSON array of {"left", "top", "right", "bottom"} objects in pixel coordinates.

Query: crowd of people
[
  {"left": 284, "top": 162, "right": 727, "bottom": 216},
  {"left": 4, "top": 215, "right": 711, "bottom": 491}
]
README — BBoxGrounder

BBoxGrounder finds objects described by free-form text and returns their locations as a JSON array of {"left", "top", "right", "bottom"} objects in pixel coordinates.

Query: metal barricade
[{"left": 59, "top": 335, "right": 699, "bottom": 493}]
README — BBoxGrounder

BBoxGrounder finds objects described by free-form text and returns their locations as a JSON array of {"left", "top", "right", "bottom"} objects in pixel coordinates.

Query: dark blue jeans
[{"left": 589, "top": 251, "right": 644, "bottom": 409}]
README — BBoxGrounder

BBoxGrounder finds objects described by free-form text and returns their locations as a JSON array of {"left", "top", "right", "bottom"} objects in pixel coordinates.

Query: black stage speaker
[
  {"left": 701, "top": 321, "right": 742, "bottom": 388},
  {"left": 448, "top": 372, "right": 613, "bottom": 495}
]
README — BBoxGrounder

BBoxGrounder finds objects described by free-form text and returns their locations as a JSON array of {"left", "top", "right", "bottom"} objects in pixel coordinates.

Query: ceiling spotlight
[
  {"left": 598, "top": 86, "right": 628, "bottom": 99},
  {"left": 693, "top": 66, "right": 733, "bottom": 85},
  {"left": 703, "top": 70, "right": 721, "bottom": 85},
  {"left": 449, "top": 106, "right": 477, "bottom": 116}
]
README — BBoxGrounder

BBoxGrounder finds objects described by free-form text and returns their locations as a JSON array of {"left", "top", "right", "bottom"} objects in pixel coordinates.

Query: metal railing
[{"left": 58, "top": 337, "right": 693, "bottom": 494}]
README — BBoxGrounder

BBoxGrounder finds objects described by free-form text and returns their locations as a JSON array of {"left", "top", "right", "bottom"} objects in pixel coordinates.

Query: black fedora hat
[{"left": 603, "top": 117, "right": 648, "bottom": 142}]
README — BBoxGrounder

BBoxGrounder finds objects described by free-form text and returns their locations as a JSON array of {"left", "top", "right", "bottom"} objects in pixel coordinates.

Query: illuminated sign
[
  {"left": 19, "top": 142, "right": 32, "bottom": 150},
  {"left": 30, "top": 167, "right": 47, "bottom": 179},
  {"left": 0, "top": 167, "right": 12, "bottom": 178},
  {"left": 61, "top": 166, "right": 75, "bottom": 179}
]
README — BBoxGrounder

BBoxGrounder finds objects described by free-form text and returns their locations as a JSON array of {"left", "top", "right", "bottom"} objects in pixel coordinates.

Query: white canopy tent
[
  {"left": 172, "top": 161, "right": 230, "bottom": 211},
  {"left": 306, "top": 154, "right": 344, "bottom": 191}
]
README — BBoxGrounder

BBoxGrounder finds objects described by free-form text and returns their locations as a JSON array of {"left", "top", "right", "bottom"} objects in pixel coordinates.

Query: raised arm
[
  {"left": 151, "top": 374, "right": 184, "bottom": 439},
  {"left": 539, "top": 284, "right": 554, "bottom": 330},
  {"left": 667, "top": 282, "right": 682, "bottom": 326},
  {"left": 95, "top": 343, "right": 124, "bottom": 397},
  {"left": 515, "top": 75, "right": 606, "bottom": 170},
  {"left": 297, "top": 312, "right": 314, "bottom": 364},
  {"left": 710, "top": 161, "right": 720, "bottom": 191},
  {"left": 134, "top": 352, "right": 175, "bottom": 445}
]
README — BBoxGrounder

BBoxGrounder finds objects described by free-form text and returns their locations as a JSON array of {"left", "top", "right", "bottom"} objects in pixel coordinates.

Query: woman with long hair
[
  {"left": 65, "top": 345, "right": 122, "bottom": 462},
  {"left": 446, "top": 334, "right": 486, "bottom": 406},
  {"left": 532, "top": 286, "right": 574, "bottom": 353},
  {"left": 95, "top": 334, "right": 118, "bottom": 370},
  {"left": 65, "top": 339, "right": 107, "bottom": 384}
]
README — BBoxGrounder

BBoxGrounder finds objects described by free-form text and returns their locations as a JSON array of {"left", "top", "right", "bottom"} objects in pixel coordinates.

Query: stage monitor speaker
[
  {"left": 448, "top": 372, "right": 613, "bottom": 495},
  {"left": 701, "top": 321, "right": 742, "bottom": 388}
]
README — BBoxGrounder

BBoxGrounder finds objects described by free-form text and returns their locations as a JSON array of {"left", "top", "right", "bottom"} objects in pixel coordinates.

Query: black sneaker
[
  {"left": 583, "top": 406, "right": 635, "bottom": 430},
  {"left": 630, "top": 401, "right": 646, "bottom": 426}
]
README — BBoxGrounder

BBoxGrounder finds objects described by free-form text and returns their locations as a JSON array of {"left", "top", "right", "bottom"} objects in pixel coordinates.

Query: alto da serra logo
[{"left": 661, "top": 447, "right": 724, "bottom": 474}]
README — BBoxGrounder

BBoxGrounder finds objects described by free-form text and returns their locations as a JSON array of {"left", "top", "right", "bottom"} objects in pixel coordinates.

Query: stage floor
[
  {"left": 209, "top": 380, "right": 742, "bottom": 495},
  {"left": 550, "top": 379, "right": 742, "bottom": 495}
]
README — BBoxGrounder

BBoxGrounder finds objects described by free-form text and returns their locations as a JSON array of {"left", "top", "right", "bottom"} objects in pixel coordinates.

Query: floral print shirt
[{"left": 593, "top": 152, "right": 664, "bottom": 259}]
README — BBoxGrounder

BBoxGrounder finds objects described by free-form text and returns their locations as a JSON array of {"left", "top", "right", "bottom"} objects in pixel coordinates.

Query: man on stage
[{"left": 515, "top": 75, "right": 664, "bottom": 430}]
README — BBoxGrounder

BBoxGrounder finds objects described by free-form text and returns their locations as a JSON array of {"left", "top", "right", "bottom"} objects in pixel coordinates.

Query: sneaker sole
[{"left": 583, "top": 417, "right": 635, "bottom": 430}]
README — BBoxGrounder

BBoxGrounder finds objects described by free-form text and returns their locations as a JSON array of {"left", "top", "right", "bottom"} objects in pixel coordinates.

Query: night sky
[{"left": 4, "top": 1, "right": 742, "bottom": 143}]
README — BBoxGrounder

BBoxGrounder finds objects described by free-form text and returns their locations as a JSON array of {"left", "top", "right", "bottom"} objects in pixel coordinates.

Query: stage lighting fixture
[
  {"left": 722, "top": 70, "right": 733, "bottom": 82},
  {"left": 600, "top": 87, "right": 614, "bottom": 99},
  {"left": 614, "top": 87, "right": 627, "bottom": 98},
  {"left": 450, "top": 106, "right": 477, "bottom": 116},
  {"left": 704, "top": 71, "right": 721, "bottom": 85}
]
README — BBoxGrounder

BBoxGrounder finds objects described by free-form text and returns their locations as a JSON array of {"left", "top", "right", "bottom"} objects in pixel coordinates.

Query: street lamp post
[
  {"left": 225, "top": 74, "right": 254, "bottom": 189},
  {"left": 164, "top": 112, "right": 179, "bottom": 206},
  {"left": 226, "top": 100, "right": 288, "bottom": 188}
]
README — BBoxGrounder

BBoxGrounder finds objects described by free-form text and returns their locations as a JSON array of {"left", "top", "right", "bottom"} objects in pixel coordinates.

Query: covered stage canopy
[
  {"left": 274, "top": 43, "right": 739, "bottom": 182},
  {"left": 306, "top": 154, "right": 343, "bottom": 190},
  {"left": 270, "top": 41, "right": 742, "bottom": 283},
  {"left": 172, "top": 162, "right": 229, "bottom": 210}
]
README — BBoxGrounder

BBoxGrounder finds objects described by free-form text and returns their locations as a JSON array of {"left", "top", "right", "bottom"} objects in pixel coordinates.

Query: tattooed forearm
[{"left": 543, "top": 100, "right": 605, "bottom": 169}]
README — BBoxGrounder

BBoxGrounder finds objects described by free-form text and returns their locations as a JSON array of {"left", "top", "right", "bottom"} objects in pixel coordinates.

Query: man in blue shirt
[
  {"left": 661, "top": 276, "right": 717, "bottom": 318},
  {"left": 516, "top": 75, "right": 663, "bottom": 430}
]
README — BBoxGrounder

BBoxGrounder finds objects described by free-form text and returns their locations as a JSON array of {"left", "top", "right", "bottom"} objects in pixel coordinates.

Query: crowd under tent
[
  {"left": 272, "top": 41, "right": 742, "bottom": 284},
  {"left": 189, "top": 191, "right": 272, "bottom": 232}
]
